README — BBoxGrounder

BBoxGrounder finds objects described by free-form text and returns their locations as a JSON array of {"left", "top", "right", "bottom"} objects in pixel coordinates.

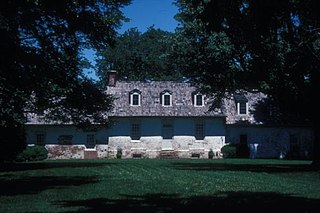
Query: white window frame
[
  {"left": 130, "top": 89, "right": 141, "bottom": 106},
  {"left": 237, "top": 102, "right": 248, "bottom": 115},
  {"left": 161, "top": 91, "right": 172, "bottom": 106},
  {"left": 194, "top": 93, "right": 204, "bottom": 107}
]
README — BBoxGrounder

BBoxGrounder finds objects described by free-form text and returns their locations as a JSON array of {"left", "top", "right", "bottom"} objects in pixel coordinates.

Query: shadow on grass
[
  {"left": 54, "top": 192, "right": 320, "bottom": 213},
  {"left": 0, "top": 161, "right": 111, "bottom": 172},
  {"left": 170, "top": 161, "right": 319, "bottom": 173},
  {"left": 0, "top": 175, "right": 100, "bottom": 196}
]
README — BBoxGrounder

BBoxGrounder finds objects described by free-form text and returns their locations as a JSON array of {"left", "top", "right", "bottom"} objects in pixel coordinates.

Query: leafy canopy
[
  {"left": 173, "top": 0, "right": 320, "bottom": 119},
  {"left": 96, "top": 27, "right": 183, "bottom": 84},
  {"left": 173, "top": 0, "right": 320, "bottom": 164},
  {"left": 0, "top": 0, "right": 130, "bottom": 161}
]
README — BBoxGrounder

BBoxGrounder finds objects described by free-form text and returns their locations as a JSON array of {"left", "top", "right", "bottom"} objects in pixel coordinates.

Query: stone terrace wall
[
  {"left": 107, "top": 136, "right": 225, "bottom": 159},
  {"left": 45, "top": 145, "right": 109, "bottom": 159}
]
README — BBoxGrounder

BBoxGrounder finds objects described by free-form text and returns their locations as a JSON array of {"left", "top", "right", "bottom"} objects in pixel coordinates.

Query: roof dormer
[
  {"left": 192, "top": 90, "right": 204, "bottom": 107},
  {"left": 234, "top": 94, "right": 248, "bottom": 115},
  {"left": 129, "top": 89, "right": 141, "bottom": 106},
  {"left": 160, "top": 90, "right": 172, "bottom": 106}
]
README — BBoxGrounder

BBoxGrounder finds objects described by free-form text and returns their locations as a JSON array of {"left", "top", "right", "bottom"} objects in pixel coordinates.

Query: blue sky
[
  {"left": 84, "top": 0, "right": 179, "bottom": 80},
  {"left": 119, "top": 0, "right": 179, "bottom": 33}
]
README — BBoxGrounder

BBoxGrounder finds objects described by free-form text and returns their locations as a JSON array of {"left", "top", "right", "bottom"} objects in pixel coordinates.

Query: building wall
[
  {"left": 106, "top": 117, "right": 225, "bottom": 138},
  {"left": 226, "top": 126, "right": 313, "bottom": 159},
  {"left": 26, "top": 125, "right": 90, "bottom": 145},
  {"left": 25, "top": 117, "right": 226, "bottom": 159},
  {"left": 26, "top": 119, "right": 313, "bottom": 160}
]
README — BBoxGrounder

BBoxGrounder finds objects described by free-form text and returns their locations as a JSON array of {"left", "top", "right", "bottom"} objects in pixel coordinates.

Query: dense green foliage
[
  {"left": 15, "top": 145, "right": 48, "bottom": 162},
  {"left": 116, "top": 147, "right": 122, "bottom": 158},
  {"left": 0, "top": 0, "right": 130, "bottom": 161},
  {"left": 97, "top": 27, "right": 183, "bottom": 84},
  {"left": 0, "top": 159, "right": 319, "bottom": 212},
  {"left": 221, "top": 144, "right": 237, "bottom": 158},
  {"left": 221, "top": 144, "right": 250, "bottom": 158},
  {"left": 173, "top": 0, "right": 320, "bottom": 163}
]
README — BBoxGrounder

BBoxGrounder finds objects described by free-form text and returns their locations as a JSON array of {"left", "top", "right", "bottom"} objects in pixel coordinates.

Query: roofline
[
  {"left": 226, "top": 123, "right": 312, "bottom": 128},
  {"left": 109, "top": 115, "right": 226, "bottom": 119}
]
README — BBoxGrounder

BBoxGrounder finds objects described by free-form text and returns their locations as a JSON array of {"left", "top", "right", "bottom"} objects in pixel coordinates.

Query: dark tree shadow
[
  {"left": 0, "top": 175, "right": 100, "bottom": 196},
  {"left": 170, "top": 161, "right": 319, "bottom": 173},
  {"left": 250, "top": 98, "right": 310, "bottom": 126},
  {"left": 0, "top": 161, "right": 112, "bottom": 172},
  {"left": 53, "top": 192, "right": 320, "bottom": 213}
]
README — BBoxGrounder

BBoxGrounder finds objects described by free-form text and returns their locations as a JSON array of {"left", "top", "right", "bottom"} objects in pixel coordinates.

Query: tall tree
[
  {"left": 96, "top": 27, "right": 183, "bottom": 84},
  {"left": 0, "top": 0, "right": 130, "bottom": 161},
  {"left": 173, "top": 0, "right": 320, "bottom": 165}
]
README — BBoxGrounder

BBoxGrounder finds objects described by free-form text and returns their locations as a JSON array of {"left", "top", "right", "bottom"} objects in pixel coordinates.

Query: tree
[
  {"left": 0, "top": 0, "right": 130, "bottom": 161},
  {"left": 96, "top": 27, "right": 183, "bottom": 84},
  {"left": 173, "top": 0, "right": 320, "bottom": 165}
]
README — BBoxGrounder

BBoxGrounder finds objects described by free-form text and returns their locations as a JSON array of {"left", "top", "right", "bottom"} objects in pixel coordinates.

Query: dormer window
[
  {"left": 234, "top": 94, "right": 248, "bottom": 115},
  {"left": 161, "top": 90, "right": 172, "bottom": 106},
  {"left": 130, "top": 89, "right": 141, "bottom": 106},
  {"left": 193, "top": 92, "right": 204, "bottom": 107}
]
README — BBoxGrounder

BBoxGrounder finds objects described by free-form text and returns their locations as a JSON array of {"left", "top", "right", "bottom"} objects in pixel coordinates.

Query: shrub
[
  {"left": 15, "top": 145, "right": 48, "bottom": 162},
  {"left": 221, "top": 144, "right": 237, "bottom": 158},
  {"left": 116, "top": 147, "right": 122, "bottom": 159},
  {"left": 208, "top": 149, "right": 214, "bottom": 159}
]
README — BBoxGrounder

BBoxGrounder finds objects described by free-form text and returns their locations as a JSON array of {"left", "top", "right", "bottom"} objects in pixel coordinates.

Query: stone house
[{"left": 25, "top": 71, "right": 313, "bottom": 159}]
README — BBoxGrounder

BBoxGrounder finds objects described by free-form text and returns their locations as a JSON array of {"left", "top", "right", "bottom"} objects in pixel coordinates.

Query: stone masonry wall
[
  {"left": 45, "top": 145, "right": 109, "bottom": 159},
  {"left": 46, "top": 145, "right": 85, "bottom": 159},
  {"left": 107, "top": 136, "right": 225, "bottom": 159}
]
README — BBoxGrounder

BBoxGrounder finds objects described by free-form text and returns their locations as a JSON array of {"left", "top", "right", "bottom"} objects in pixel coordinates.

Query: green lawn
[{"left": 0, "top": 158, "right": 319, "bottom": 212}]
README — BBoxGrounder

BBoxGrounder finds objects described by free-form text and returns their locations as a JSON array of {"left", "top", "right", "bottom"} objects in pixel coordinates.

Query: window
[
  {"left": 131, "top": 122, "right": 141, "bottom": 140},
  {"left": 162, "top": 120, "right": 174, "bottom": 139},
  {"left": 195, "top": 122, "right": 205, "bottom": 140},
  {"left": 161, "top": 90, "right": 172, "bottom": 106},
  {"left": 36, "top": 133, "right": 45, "bottom": 145},
  {"left": 238, "top": 102, "right": 248, "bottom": 114},
  {"left": 132, "top": 94, "right": 139, "bottom": 105},
  {"left": 129, "top": 89, "right": 141, "bottom": 106},
  {"left": 234, "top": 94, "right": 248, "bottom": 115},
  {"left": 192, "top": 90, "right": 204, "bottom": 107},
  {"left": 194, "top": 93, "right": 204, "bottom": 107},
  {"left": 58, "top": 135, "right": 73, "bottom": 145},
  {"left": 289, "top": 134, "right": 300, "bottom": 158},
  {"left": 164, "top": 94, "right": 171, "bottom": 106},
  {"left": 86, "top": 134, "right": 96, "bottom": 148},
  {"left": 196, "top": 94, "right": 203, "bottom": 106}
]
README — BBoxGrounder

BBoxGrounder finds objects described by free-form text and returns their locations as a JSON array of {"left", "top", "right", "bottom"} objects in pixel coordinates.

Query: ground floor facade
[{"left": 25, "top": 117, "right": 313, "bottom": 159}]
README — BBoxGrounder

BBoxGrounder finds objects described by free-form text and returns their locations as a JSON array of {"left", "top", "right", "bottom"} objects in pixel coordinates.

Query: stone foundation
[
  {"left": 43, "top": 135, "right": 226, "bottom": 159},
  {"left": 107, "top": 136, "right": 225, "bottom": 159},
  {"left": 45, "top": 144, "right": 109, "bottom": 159},
  {"left": 46, "top": 145, "right": 85, "bottom": 159}
]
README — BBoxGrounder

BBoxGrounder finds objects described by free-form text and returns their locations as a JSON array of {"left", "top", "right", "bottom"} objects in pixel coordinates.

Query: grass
[{"left": 0, "top": 158, "right": 319, "bottom": 212}]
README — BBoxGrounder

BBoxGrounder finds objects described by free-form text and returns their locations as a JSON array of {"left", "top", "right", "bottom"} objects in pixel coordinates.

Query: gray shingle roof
[
  {"left": 107, "top": 81, "right": 223, "bottom": 117},
  {"left": 27, "top": 80, "right": 306, "bottom": 126}
]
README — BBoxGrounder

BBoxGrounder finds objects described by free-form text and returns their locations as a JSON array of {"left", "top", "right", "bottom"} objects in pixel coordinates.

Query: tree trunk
[{"left": 311, "top": 122, "right": 320, "bottom": 168}]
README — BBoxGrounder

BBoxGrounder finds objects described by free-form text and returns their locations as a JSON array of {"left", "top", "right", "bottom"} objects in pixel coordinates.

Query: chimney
[{"left": 108, "top": 70, "right": 117, "bottom": 87}]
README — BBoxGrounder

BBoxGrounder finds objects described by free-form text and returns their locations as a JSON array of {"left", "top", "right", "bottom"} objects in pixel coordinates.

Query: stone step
[
  {"left": 159, "top": 150, "right": 178, "bottom": 159},
  {"left": 84, "top": 150, "right": 98, "bottom": 159}
]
